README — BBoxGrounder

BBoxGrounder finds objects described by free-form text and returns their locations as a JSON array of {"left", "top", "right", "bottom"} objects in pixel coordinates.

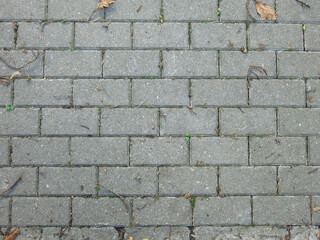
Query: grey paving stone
[
  {"left": 191, "top": 79, "right": 248, "bottom": 107},
  {"left": 73, "top": 79, "right": 130, "bottom": 107},
  {"left": 220, "top": 51, "right": 276, "bottom": 78},
  {"left": 220, "top": 108, "right": 276, "bottom": 136},
  {"left": 276, "top": 0, "right": 320, "bottom": 22},
  {"left": 72, "top": 197, "right": 129, "bottom": 226},
  {"left": 101, "top": 109, "right": 159, "bottom": 136},
  {"left": 15, "top": 228, "right": 41, "bottom": 240},
  {"left": 220, "top": 166, "right": 277, "bottom": 195},
  {"left": 194, "top": 226, "right": 288, "bottom": 240},
  {"left": 134, "top": 23, "right": 189, "bottom": 49},
  {"left": 41, "top": 108, "right": 99, "bottom": 136},
  {"left": 191, "top": 137, "right": 248, "bottom": 166},
  {"left": 253, "top": 196, "right": 310, "bottom": 225},
  {"left": 45, "top": 51, "right": 102, "bottom": 78},
  {"left": 278, "top": 108, "right": 320, "bottom": 136},
  {"left": 39, "top": 167, "right": 96, "bottom": 196},
  {"left": 309, "top": 137, "right": 320, "bottom": 165},
  {"left": 0, "top": 50, "right": 43, "bottom": 77},
  {"left": 0, "top": 199, "right": 8, "bottom": 226},
  {"left": 0, "top": 138, "right": 9, "bottom": 166},
  {"left": 14, "top": 79, "right": 72, "bottom": 107},
  {"left": 0, "top": 23, "right": 14, "bottom": 48},
  {"left": 0, "top": 83, "right": 11, "bottom": 106},
  {"left": 290, "top": 226, "right": 320, "bottom": 240},
  {"left": 164, "top": 0, "right": 218, "bottom": 21},
  {"left": 279, "top": 166, "right": 320, "bottom": 195},
  {"left": 12, "top": 197, "right": 70, "bottom": 227},
  {"left": 0, "top": 0, "right": 46, "bottom": 20},
  {"left": 312, "top": 197, "right": 320, "bottom": 225},
  {"left": 130, "top": 137, "right": 188, "bottom": 166},
  {"left": 191, "top": 23, "right": 246, "bottom": 49},
  {"left": 41, "top": 228, "right": 61, "bottom": 240},
  {"left": 0, "top": 108, "right": 39, "bottom": 137},
  {"left": 132, "top": 79, "right": 189, "bottom": 107},
  {"left": 306, "top": 80, "right": 320, "bottom": 107},
  {"left": 278, "top": 52, "right": 320, "bottom": 78},
  {"left": 163, "top": 51, "right": 218, "bottom": 78},
  {"left": 305, "top": 24, "right": 320, "bottom": 51},
  {"left": 12, "top": 137, "right": 69, "bottom": 166},
  {"left": 249, "top": 79, "right": 305, "bottom": 107},
  {"left": 248, "top": 24, "right": 303, "bottom": 50},
  {"left": 220, "top": 0, "right": 247, "bottom": 22},
  {"left": 103, "top": 51, "right": 160, "bottom": 78},
  {"left": 48, "top": 0, "right": 103, "bottom": 20},
  {"left": 194, "top": 197, "right": 251, "bottom": 226},
  {"left": 99, "top": 167, "right": 157, "bottom": 196},
  {"left": 250, "top": 137, "right": 307, "bottom": 166},
  {"left": 125, "top": 227, "right": 190, "bottom": 240},
  {"left": 133, "top": 197, "right": 192, "bottom": 226},
  {"left": 159, "top": 167, "right": 217, "bottom": 196},
  {"left": 71, "top": 137, "right": 129, "bottom": 166},
  {"left": 105, "top": 0, "right": 161, "bottom": 21},
  {"left": 17, "top": 23, "right": 73, "bottom": 49},
  {"left": 75, "top": 23, "right": 131, "bottom": 49},
  {"left": 160, "top": 108, "right": 218, "bottom": 136},
  {"left": 61, "top": 227, "right": 119, "bottom": 240}
]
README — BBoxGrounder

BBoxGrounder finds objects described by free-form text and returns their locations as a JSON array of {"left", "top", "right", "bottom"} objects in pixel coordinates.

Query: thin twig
[
  {"left": 295, "top": 0, "right": 311, "bottom": 8},
  {"left": 0, "top": 51, "right": 39, "bottom": 70},
  {"left": 99, "top": 185, "right": 129, "bottom": 211},
  {"left": 0, "top": 175, "right": 23, "bottom": 196}
]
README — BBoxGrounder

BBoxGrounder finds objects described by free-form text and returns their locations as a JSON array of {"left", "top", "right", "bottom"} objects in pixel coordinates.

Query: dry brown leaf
[
  {"left": 98, "top": 0, "right": 115, "bottom": 9},
  {"left": 313, "top": 206, "right": 320, "bottom": 212},
  {"left": 317, "top": 232, "right": 320, "bottom": 239},
  {"left": 10, "top": 71, "right": 24, "bottom": 80},
  {"left": 4, "top": 228, "right": 20, "bottom": 240},
  {"left": 256, "top": 1, "right": 276, "bottom": 21}
]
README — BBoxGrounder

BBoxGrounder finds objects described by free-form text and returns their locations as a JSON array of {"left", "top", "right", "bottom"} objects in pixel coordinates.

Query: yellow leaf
[
  {"left": 98, "top": 0, "right": 115, "bottom": 9},
  {"left": 255, "top": 1, "right": 276, "bottom": 21},
  {"left": 313, "top": 206, "right": 320, "bottom": 212},
  {"left": 4, "top": 228, "right": 20, "bottom": 240}
]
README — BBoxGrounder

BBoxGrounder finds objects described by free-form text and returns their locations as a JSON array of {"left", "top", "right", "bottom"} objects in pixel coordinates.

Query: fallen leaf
[
  {"left": 256, "top": 1, "right": 276, "bottom": 21},
  {"left": 0, "top": 80, "right": 10, "bottom": 86},
  {"left": 137, "top": 5, "right": 143, "bottom": 12},
  {"left": 4, "top": 228, "right": 20, "bottom": 240},
  {"left": 317, "top": 232, "right": 320, "bottom": 239},
  {"left": 241, "top": 46, "right": 248, "bottom": 53},
  {"left": 313, "top": 206, "right": 320, "bottom": 212},
  {"left": 258, "top": 43, "right": 266, "bottom": 51},
  {"left": 184, "top": 193, "right": 191, "bottom": 198},
  {"left": 128, "top": 237, "right": 133, "bottom": 240},
  {"left": 98, "top": 0, "right": 115, "bottom": 9},
  {"left": 10, "top": 71, "right": 24, "bottom": 80}
]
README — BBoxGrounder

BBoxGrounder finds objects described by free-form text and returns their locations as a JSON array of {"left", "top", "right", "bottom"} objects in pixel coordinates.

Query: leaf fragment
[
  {"left": 10, "top": 71, "right": 24, "bottom": 80},
  {"left": 313, "top": 206, "right": 320, "bottom": 212},
  {"left": 255, "top": 1, "right": 276, "bottom": 21},
  {"left": 4, "top": 228, "right": 20, "bottom": 240},
  {"left": 98, "top": 0, "right": 115, "bottom": 9}
]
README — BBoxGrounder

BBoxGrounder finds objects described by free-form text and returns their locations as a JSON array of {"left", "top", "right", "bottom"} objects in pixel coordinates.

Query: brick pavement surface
[{"left": 0, "top": 0, "right": 320, "bottom": 239}]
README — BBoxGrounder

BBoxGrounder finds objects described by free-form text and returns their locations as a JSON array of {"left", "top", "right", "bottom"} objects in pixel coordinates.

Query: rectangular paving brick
[
  {"left": 0, "top": 83, "right": 11, "bottom": 106},
  {"left": 0, "top": 0, "right": 46, "bottom": 20},
  {"left": 279, "top": 166, "right": 320, "bottom": 195},
  {"left": 71, "top": 137, "right": 129, "bottom": 166},
  {"left": 250, "top": 137, "right": 307, "bottom": 165},
  {"left": 249, "top": 79, "right": 305, "bottom": 107},
  {"left": 125, "top": 227, "right": 190, "bottom": 240},
  {"left": 0, "top": 199, "right": 9, "bottom": 226},
  {"left": 0, "top": 167, "right": 37, "bottom": 196},
  {"left": 14, "top": 79, "right": 72, "bottom": 107},
  {"left": 75, "top": 23, "right": 131, "bottom": 49},
  {"left": 0, "top": 109, "right": 39, "bottom": 136},
  {"left": 312, "top": 196, "right": 320, "bottom": 225},
  {"left": 131, "top": 137, "right": 188, "bottom": 166},
  {"left": 12, "top": 197, "right": 70, "bottom": 227},
  {"left": 0, "top": 138, "right": 9, "bottom": 166},
  {"left": 220, "top": 108, "right": 276, "bottom": 136},
  {"left": 163, "top": 51, "right": 218, "bottom": 78},
  {"left": 12, "top": 137, "right": 69, "bottom": 166},
  {"left": 41, "top": 108, "right": 99, "bottom": 136},
  {"left": 133, "top": 197, "right": 192, "bottom": 226},
  {"left": 253, "top": 196, "right": 310, "bottom": 225},
  {"left": 220, "top": 51, "right": 276, "bottom": 78},
  {"left": 220, "top": 0, "right": 247, "bottom": 21},
  {"left": 160, "top": 108, "right": 218, "bottom": 136},
  {"left": 72, "top": 198, "right": 129, "bottom": 226},
  {"left": 103, "top": 51, "right": 160, "bottom": 78},
  {"left": 278, "top": 52, "right": 320, "bottom": 78},
  {"left": 17, "top": 23, "right": 73, "bottom": 49},
  {"left": 159, "top": 167, "right": 217, "bottom": 196},
  {"left": 306, "top": 79, "right": 320, "bottom": 107},
  {"left": 278, "top": 108, "right": 320, "bottom": 136},
  {"left": 101, "top": 109, "right": 159, "bottom": 136},
  {"left": 191, "top": 137, "right": 248, "bottom": 166},
  {"left": 191, "top": 79, "right": 248, "bottom": 107},
  {"left": 132, "top": 79, "right": 189, "bottom": 107},
  {"left": 220, "top": 166, "right": 277, "bottom": 195},
  {"left": 45, "top": 51, "right": 102, "bottom": 78},
  {"left": 99, "top": 167, "right": 157, "bottom": 196},
  {"left": 309, "top": 137, "right": 320, "bottom": 165},
  {"left": 73, "top": 79, "right": 130, "bottom": 107},
  {"left": 60, "top": 227, "right": 119, "bottom": 240},
  {"left": 191, "top": 23, "right": 246, "bottom": 49},
  {"left": 194, "top": 197, "right": 251, "bottom": 226},
  {"left": 0, "top": 50, "right": 43, "bottom": 77},
  {"left": 0, "top": 23, "right": 14, "bottom": 48},
  {"left": 248, "top": 24, "right": 303, "bottom": 50},
  {"left": 39, "top": 167, "right": 96, "bottom": 196},
  {"left": 164, "top": 0, "right": 218, "bottom": 21},
  {"left": 305, "top": 24, "right": 320, "bottom": 51},
  {"left": 134, "top": 23, "right": 188, "bottom": 49}
]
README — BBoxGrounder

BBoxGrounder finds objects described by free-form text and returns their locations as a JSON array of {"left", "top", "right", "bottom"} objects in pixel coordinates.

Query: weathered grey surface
[
  {"left": 309, "top": 137, "right": 320, "bottom": 165},
  {"left": 61, "top": 227, "right": 119, "bottom": 240},
  {"left": 306, "top": 79, "right": 320, "bottom": 107},
  {"left": 125, "top": 227, "right": 190, "bottom": 240},
  {"left": 0, "top": 23, "right": 14, "bottom": 48},
  {"left": 0, "top": 138, "right": 9, "bottom": 166}
]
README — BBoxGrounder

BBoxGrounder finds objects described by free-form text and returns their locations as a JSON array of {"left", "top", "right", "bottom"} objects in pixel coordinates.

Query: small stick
[
  {"left": 99, "top": 185, "right": 129, "bottom": 211},
  {"left": 308, "top": 168, "right": 318, "bottom": 174},
  {"left": 137, "top": 99, "right": 148, "bottom": 108},
  {"left": 0, "top": 175, "right": 23, "bottom": 196},
  {"left": 295, "top": 0, "right": 311, "bottom": 8}
]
